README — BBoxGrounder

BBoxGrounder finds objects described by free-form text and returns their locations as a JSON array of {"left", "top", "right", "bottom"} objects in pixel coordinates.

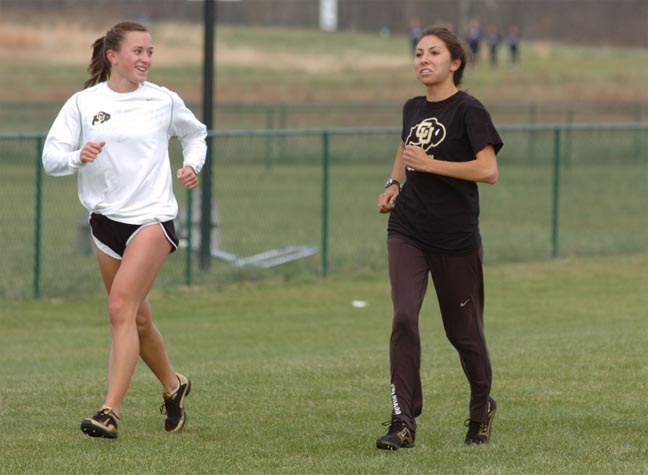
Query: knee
[
  {"left": 391, "top": 311, "right": 419, "bottom": 340},
  {"left": 446, "top": 334, "right": 492, "bottom": 378},
  {"left": 107, "top": 296, "right": 136, "bottom": 329},
  {"left": 443, "top": 315, "right": 485, "bottom": 354},
  {"left": 135, "top": 307, "right": 155, "bottom": 337},
  {"left": 446, "top": 331, "right": 476, "bottom": 353}
]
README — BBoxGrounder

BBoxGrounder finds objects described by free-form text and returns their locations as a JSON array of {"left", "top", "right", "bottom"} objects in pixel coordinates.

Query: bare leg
[
  {"left": 94, "top": 225, "right": 178, "bottom": 416},
  {"left": 135, "top": 298, "right": 180, "bottom": 392}
]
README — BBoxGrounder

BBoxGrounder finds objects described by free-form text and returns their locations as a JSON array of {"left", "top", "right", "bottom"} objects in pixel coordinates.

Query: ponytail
[
  {"left": 83, "top": 36, "right": 109, "bottom": 89},
  {"left": 83, "top": 21, "right": 149, "bottom": 89}
]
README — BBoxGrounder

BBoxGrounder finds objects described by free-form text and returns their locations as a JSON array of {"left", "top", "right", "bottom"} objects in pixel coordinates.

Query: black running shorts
[{"left": 89, "top": 213, "right": 179, "bottom": 260}]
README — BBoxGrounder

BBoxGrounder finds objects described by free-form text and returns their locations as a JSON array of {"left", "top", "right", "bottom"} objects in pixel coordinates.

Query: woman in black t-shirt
[{"left": 375, "top": 26, "right": 503, "bottom": 450}]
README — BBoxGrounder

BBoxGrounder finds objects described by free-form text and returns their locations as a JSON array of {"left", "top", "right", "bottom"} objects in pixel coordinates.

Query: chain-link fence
[{"left": 2, "top": 122, "right": 647, "bottom": 299}]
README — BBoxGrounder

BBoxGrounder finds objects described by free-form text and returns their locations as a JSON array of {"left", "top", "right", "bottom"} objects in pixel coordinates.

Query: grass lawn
[{"left": 2, "top": 252, "right": 648, "bottom": 474}]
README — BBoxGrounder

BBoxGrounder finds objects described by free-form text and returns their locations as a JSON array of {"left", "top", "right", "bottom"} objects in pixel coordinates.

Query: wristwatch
[{"left": 384, "top": 178, "right": 401, "bottom": 191}]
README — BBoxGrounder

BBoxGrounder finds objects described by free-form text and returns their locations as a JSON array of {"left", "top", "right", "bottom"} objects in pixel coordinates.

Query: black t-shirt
[{"left": 388, "top": 91, "right": 503, "bottom": 255}]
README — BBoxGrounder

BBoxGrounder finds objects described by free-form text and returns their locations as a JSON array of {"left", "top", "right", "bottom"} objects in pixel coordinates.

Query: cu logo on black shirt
[
  {"left": 406, "top": 117, "right": 446, "bottom": 152},
  {"left": 92, "top": 111, "right": 111, "bottom": 126}
]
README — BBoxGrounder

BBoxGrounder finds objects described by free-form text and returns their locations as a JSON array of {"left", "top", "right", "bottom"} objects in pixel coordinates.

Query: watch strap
[{"left": 385, "top": 178, "right": 401, "bottom": 190}]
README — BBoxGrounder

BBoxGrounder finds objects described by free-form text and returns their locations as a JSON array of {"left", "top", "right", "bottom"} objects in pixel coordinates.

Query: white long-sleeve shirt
[{"left": 43, "top": 81, "right": 207, "bottom": 224}]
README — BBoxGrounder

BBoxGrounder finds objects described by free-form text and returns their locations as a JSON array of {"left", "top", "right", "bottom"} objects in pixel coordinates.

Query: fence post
[
  {"left": 528, "top": 102, "right": 537, "bottom": 164},
  {"left": 551, "top": 127, "right": 561, "bottom": 258},
  {"left": 564, "top": 110, "right": 573, "bottom": 170},
  {"left": 321, "top": 130, "right": 330, "bottom": 277},
  {"left": 634, "top": 103, "right": 643, "bottom": 159},
  {"left": 264, "top": 108, "right": 275, "bottom": 171},
  {"left": 185, "top": 189, "right": 193, "bottom": 286},
  {"left": 34, "top": 137, "right": 43, "bottom": 298},
  {"left": 279, "top": 104, "right": 288, "bottom": 159}
]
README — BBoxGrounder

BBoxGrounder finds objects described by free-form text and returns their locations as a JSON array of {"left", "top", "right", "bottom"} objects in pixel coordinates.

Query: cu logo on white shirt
[{"left": 92, "top": 111, "right": 111, "bottom": 126}]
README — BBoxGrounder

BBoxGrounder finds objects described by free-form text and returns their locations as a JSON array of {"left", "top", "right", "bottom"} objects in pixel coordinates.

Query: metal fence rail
[
  {"left": 1, "top": 122, "right": 647, "bottom": 299},
  {"left": 3, "top": 100, "right": 646, "bottom": 132}
]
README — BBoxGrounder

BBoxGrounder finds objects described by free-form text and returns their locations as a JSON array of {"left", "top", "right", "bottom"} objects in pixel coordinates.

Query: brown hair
[
  {"left": 418, "top": 26, "right": 468, "bottom": 87},
  {"left": 83, "top": 21, "right": 149, "bottom": 89}
]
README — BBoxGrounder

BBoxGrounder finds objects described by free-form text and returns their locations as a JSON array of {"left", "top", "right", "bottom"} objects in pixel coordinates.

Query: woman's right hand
[
  {"left": 377, "top": 187, "right": 399, "bottom": 213},
  {"left": 80, "top": 141, "right": 106, "bottom": 164}
]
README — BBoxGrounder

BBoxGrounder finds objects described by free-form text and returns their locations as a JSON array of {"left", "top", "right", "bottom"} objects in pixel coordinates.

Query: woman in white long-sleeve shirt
[{"left": 42, "top": 21, "right": 207, "bottom": 439}]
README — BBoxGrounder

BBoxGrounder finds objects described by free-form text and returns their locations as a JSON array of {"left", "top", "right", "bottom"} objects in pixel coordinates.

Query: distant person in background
[
  {"left": 375, "top": 26, "right": 502, "bottom": 450},
  {"left": 408, "top": 18, "right": 423, "bottom": 56},
  {"left": 486, "top": 25, "right": 501, "bottom": 67},
  {"left": 135, "top": 12, "right": 150, "bottom": 24},
  {"left": 465, "top": 20, "right": 481, "bottom": 64},
  {"left": 507, "top": 25, "right": 521, "bottom": 64},
  {"left": 42, "top": 21, "right": 207, "bottom": 439}
]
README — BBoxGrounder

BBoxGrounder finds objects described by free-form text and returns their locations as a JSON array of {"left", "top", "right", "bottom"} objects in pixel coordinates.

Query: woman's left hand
[
  {"left": 402, "top": 145, "right": 432, "bottom": 172},
  {"left": 177, "top": 166, "right": 199, "bottom": 190}
]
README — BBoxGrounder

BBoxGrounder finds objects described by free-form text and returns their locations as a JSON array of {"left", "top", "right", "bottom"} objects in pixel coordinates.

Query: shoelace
[
  {"left": 160, "top": 385, "right": 181, "bottom": 415},
  {"left": 97, "top": 407, "right": 119, "bottom": 423},
  {"left": 382, "top": 419, "right": 407, "bottom": 434},
  {"left": 160, "top": 395, "right": 179, "bottom": 415},
  {"left": 159, "top": 400, "right": 175, "bottom": 415}
]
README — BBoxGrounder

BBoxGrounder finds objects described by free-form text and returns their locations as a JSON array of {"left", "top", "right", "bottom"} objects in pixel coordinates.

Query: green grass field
[
  {"left": 2, "top": 252, "right": 648, "bottom": 474},
  {"left": 2, "top": 20, "right": 648, "bottom": 474}
]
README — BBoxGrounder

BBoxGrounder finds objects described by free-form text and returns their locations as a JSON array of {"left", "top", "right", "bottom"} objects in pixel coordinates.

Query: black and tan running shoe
[
  {"left": 80, "top": 407, "right": 119, "bottom": 439},
  {"left": 376, "top": 418, "right": 416, "bottom": 450},
  {"left": 160, "top": 373, "right": 191, "bottom": 432},
  {"left": 465, "top": 396, "right": 497, "bottom": 445}
]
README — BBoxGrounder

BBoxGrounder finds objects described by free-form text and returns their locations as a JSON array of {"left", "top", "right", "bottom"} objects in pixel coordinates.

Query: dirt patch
[
  {"left": 0, "top": 21, "right": 408, "bottom": 72},
  {"left": 0, "top": 22, "right": 98, "bottom": 63},
  {"left": 0, "top": 24, "right": 41, "bottom": 49},
  {"left": 2, "top": 21, "right": 645, "bottom": 106},
  {"left": 212, "top": 47, "right": 409, "bottom": 73}
]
